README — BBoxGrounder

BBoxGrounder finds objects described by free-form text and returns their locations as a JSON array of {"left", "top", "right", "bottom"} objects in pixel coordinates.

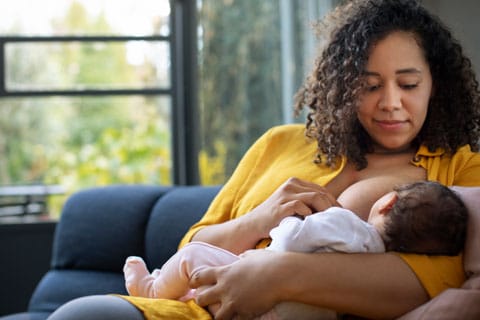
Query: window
[
  {"left": 0, "top": 0, "right": 189, "bottom": 216},
  {"left": 1, "top": 0, "right": 337, "bottom": 216},
  {"left": 196, "top": 0, "right": 336, "bottom": 184}
]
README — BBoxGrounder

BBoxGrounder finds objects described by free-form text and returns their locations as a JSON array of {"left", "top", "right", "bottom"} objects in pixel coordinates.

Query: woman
[{"left": 47, "top": 0, "right": 480, "bottom": 319}]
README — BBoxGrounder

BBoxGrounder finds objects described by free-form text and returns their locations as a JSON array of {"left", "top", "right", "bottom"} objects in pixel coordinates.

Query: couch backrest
[
  {"left": 145, "top": 185, "right": 222, "bottom": 268},
  {"left": 51, "top": 185, "right": 172, "bottom": 272}
]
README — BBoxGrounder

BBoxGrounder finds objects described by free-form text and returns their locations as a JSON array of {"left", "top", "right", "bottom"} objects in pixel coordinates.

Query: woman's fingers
[
  {"left": 250, "top": 177, "right": 339, "bottom": 232},
  {"left": 309, "top": 190, "right": 340, "bottom": 212},
  {"left": 190, "top": 267, "right": 238, "bottom": 319},
  {"left": 189, "top": 267, "right": 222, "bottom": 309},
  {"left": 190, "top": 252, "right": 280, "bottom": 319},
  {"left": 190, "top": 267, "right": 216, "bottom": 290},
  {"left": 281, "top": 199, "right": 313, "bottom": 217},
  {"left": 280, "top": 178, "right": 339, "bottom": 213}
]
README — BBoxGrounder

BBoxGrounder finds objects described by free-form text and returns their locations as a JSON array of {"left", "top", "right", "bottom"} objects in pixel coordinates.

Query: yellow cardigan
[{"left": 122, "top": 124, "right": 480, "bottom": 319}]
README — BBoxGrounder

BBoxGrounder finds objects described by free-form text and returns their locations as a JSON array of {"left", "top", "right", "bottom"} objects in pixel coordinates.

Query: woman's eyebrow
[
  {"left": 363, "top": 68, "right": 422, "bottom": 76},
  {"left": 363, "top": 71, "right": 380, "bottom": 76},
  {"left": 396, "top": 68, "right": 422, "bottom": 75}
]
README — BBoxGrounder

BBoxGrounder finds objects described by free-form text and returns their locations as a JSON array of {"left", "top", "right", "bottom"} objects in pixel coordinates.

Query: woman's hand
[
  {"left": 190, "top": 249, "right": 282, "bottom": 320},
  {"left": 248, "top": 177, "right": 340, "bottom": 238},
  {"left": 192, "top": 177, "right": 339, "bottom": 255},
  {"left": 190, "top": 249, "right": 428, "bottom": 320}
]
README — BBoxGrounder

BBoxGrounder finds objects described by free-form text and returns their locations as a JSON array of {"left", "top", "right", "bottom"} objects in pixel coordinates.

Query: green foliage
[
  {"left": 37, "top": 99, "right": 171, "bottom": 217},
  {"left": 0, "top": 1, "right": 171, "bottom": 216},
  {"left": 0, "top": 100, "right": 49, "bottom": 184},
  {"left": 1, "top": 0, "right": 318, "bottom": 218},
  {"left": 44, "top": 103, "right": 171, "bottom": 189},
  {"left": 199, "top": 140, "right": 227, "bottom": 185},
  {"left": 198, "top": 0, "right": 284, "bottom": 177}
]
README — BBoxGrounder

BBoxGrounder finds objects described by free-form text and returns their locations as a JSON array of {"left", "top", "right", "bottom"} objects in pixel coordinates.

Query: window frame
[{"left": 0, "top": 0, "right": 199, "bottom": 186}]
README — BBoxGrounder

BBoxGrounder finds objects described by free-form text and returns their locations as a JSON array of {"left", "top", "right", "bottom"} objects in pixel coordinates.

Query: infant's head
[{"left": 368, "top": 181, "right": 468, "bottom": 255}]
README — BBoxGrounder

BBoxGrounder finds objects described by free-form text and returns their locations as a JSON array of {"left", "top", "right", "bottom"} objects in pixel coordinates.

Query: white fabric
[{"left": 267, "top": 207, "right": 385, "bottom": 253}]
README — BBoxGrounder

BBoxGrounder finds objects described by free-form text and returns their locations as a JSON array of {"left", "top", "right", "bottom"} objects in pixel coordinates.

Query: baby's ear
[{"left": 379, "top": 192, "right": 398, "bottom": 215}]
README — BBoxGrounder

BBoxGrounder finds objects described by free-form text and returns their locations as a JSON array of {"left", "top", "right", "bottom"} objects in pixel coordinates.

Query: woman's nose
[{"left": 378, "top": 84, "right": 401, "bottom": 111}]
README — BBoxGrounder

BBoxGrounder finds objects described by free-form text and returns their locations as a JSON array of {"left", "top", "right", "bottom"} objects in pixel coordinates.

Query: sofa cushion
[
  {"left": 145, "top": 185, "right": 221, "bottom": 269},
  {"left": 52, "top": 185, "right": 170, "bottom": 272}
]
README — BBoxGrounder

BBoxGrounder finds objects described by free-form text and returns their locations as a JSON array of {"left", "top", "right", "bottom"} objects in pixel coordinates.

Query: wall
[{"left": 423, "top": 0, "right": 480, "bottom": 77}]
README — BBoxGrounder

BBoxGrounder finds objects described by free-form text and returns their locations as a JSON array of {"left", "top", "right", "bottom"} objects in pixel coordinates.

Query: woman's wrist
[{"left": 191, "top": 213, "right": 267, "bottom": 254}]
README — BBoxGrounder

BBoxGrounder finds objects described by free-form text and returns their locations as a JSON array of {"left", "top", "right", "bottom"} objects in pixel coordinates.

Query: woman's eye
[
  {"left": 401, "top": 83, "right": 418, "bottom": 90},
  {"left": 366, "top": 84, "right": 380, "bottom": 92}
]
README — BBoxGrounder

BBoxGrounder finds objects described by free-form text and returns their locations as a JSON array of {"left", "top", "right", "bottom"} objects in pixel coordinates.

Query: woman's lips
[{"left": 374, "top": 119, "right": 407, "bottom": 130}]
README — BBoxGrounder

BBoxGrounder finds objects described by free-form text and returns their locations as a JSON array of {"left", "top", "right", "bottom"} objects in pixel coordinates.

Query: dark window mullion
[{"left": 171, "top": 0, "right": 199, "bottom": 185}]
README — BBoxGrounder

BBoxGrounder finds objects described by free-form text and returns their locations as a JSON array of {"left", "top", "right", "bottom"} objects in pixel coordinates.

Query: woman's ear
[{"left": 378, "top": 192, "right": 398, "bottom": 215}]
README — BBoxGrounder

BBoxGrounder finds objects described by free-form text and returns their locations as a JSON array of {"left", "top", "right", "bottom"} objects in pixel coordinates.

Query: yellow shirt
[{"left": 123, "top": 124, "right": 480, "bottom": 319}]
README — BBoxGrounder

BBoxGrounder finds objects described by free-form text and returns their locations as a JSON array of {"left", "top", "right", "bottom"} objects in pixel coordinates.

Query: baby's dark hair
[{"left": 383, "top": 181, "right": 468, "bottom": 255}]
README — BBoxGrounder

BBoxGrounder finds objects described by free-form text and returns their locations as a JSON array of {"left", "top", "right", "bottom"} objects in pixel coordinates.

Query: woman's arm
[
  {"left": 192, "top": 177, "right": 339, "bottom": 255},
  {"left": 191, "top": 250, "right": 428, "bottom": 319}
]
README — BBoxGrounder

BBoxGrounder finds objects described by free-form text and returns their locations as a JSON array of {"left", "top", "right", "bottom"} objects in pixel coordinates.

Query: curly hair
[
  {"left": 383, "top": 181, "right": 468, "bottom": 255},
  {"left": 294, "top": 0, "right": 480, "bottom": 169}
]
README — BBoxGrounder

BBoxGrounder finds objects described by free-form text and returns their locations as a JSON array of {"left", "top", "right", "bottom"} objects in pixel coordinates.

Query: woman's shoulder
[
  {"left": 265, "top": 124, "right": 309, "bottom": 145},
  {"left": 455, "top": 144, "right": 480, "bottom": 156},
  {"left": 449, "top": 144, "right": 480, "bottom": 165},
  {"left": 416, "top": 144, "right": 480, "bottom": 159},
  {"left": 268, "top": 123, "right": 305, "bottom": 136}
]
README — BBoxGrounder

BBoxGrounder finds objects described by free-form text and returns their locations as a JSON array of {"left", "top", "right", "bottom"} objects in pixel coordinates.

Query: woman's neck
[{"left": 371, "top": 144, "right": 416, "bottom": 155}]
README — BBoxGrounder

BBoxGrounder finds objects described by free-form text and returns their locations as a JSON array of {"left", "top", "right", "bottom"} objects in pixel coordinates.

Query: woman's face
[{"left": 357, "top": 31, "right": 433, "bottom": 153}]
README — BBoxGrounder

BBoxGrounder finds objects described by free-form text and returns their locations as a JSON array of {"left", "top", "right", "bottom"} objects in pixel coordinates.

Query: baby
[{"left": 123, "top": 181, "right": 468, "bottom": 319}]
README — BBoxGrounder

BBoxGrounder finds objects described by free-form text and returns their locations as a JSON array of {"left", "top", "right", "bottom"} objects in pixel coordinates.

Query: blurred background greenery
[{"left": 0, "top": 0, "right": 335, "bottom": 216}]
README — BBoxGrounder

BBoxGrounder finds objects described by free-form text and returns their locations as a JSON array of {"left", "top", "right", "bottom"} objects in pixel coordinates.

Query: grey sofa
[{"left": 0, "top": 184, "right": 221, "bottom": 320}]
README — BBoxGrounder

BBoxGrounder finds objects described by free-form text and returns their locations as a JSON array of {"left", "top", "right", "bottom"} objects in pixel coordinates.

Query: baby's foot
[{"left": 123, "top": 256, "right": 152, "bottom": 297}]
